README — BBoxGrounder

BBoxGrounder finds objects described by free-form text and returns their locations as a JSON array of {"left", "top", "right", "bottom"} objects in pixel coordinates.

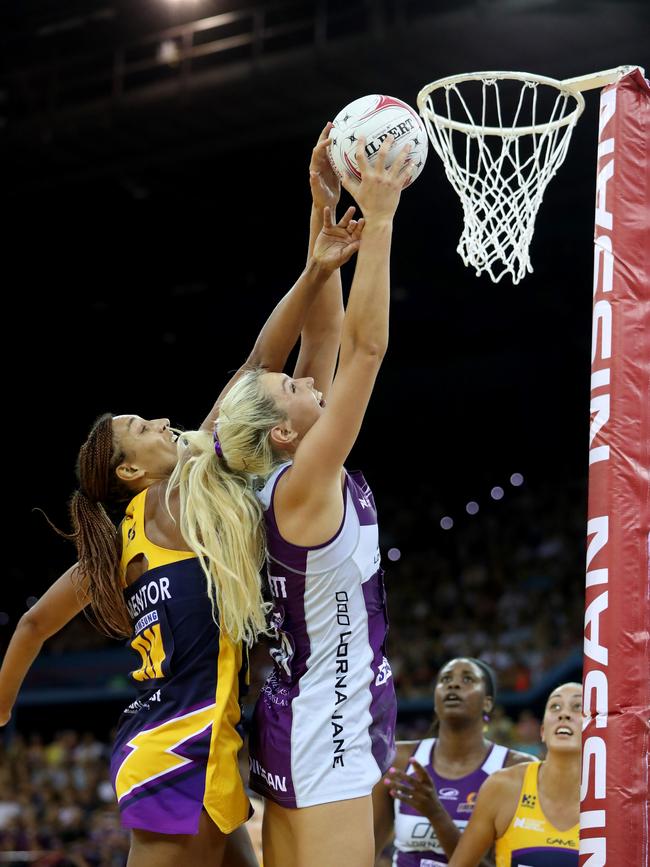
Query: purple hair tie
[{"left": 213, "top": 430, "right": 223, "bottom": 458}]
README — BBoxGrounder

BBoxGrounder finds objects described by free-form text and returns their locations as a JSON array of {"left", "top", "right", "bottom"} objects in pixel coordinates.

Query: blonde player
[{"left": 171, "top": 136, "right": 412, "bottom": 867}]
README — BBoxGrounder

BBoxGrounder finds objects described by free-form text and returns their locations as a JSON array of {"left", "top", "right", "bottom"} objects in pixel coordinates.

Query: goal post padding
[{"left": 581, "top": 67, "right": 650, "bottom": 867}]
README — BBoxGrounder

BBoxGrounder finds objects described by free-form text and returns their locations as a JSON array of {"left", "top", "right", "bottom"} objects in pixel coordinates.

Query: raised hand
[
  {"left": 384, "top": 758, "right": 446, "bottom": 820},
  {"left": 342, "top": 135, "right": 413, "bottom": 222},
  {"left": 310, "top": 121, "right": 341, "bottom": 215},
  {"left": 312, "top": 205, "right": 364, "bottom": 271}
]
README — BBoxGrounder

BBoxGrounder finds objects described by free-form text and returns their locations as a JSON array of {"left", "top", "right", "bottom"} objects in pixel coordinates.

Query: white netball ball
[{"left": 328, "top": 94, "right": 428, "bottom": 188}]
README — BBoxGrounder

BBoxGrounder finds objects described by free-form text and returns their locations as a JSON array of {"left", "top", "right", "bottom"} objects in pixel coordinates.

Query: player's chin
[{"left": 551, "top": 736, "right": 581, "bottom": 752}]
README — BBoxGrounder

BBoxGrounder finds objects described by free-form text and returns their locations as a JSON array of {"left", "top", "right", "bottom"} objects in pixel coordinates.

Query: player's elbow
[
  {"left": 17, "top": 609, "right": 52, "bottom": 644},
  {"left": 350, "top": 337, "right": 388, "bottom": 362}
]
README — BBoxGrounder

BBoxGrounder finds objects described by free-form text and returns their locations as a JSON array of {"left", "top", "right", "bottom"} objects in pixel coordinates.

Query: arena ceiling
[{"left": 2, "top": 0, "right": 648, "bottom": 195}]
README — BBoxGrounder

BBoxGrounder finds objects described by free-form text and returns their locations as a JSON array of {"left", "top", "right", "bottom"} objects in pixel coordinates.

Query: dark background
[{"left": 1, "top": 0, "right": 648, "bottom": 679}]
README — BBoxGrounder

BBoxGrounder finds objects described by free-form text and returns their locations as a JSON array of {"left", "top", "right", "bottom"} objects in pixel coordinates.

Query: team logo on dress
[
  {"left": 375, "top": 656, "right": 393, "bottom": 686},
  {"left": 457, "top": 790, "right": 477, "bottom": 812},
  {"left": 128, "top": 525, "right": 136, "bottom": 541},
  {"left": 547, "top": 837, "right": 576, "bottom": 847},
  {"left": 438, "top": 787, "right": 460, "bottom": 800},
  {"left": 522, "top": 792, "right": 537, "bottom": 808},
  {"left": 514, "top": 817, "right": 545, "bottom": 832}
]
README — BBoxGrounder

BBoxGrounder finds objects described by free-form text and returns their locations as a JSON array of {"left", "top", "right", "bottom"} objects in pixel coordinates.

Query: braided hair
[{"left": 61, "top": 414, "right": 134, "bottom": 637}]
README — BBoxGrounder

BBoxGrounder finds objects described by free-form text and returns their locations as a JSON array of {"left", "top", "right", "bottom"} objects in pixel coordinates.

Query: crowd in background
[
  {"left": 0, "top": 473, "right": 585, "bottom": 863},
  {"left": 0, "top": 708, "right": 547, "bottom": 867},
  {"left": 0, "top": 731, "right": 127, "bottom": 866},
  {"left": 378, "top": 474, "right": 585, "bottom": 698}
]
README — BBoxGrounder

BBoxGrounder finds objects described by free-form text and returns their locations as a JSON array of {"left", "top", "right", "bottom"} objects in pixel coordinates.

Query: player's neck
[
  {"left": 437, "top": 722, "right": 489, "bottom": 765},
  {"left": 539, "top": 752, "right": 581, "bottom": 798}
]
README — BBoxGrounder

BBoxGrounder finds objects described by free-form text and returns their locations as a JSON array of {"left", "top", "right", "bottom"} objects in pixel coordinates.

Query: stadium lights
[{"left": 437, "top": 472, "right": 525, "bottom": 529}]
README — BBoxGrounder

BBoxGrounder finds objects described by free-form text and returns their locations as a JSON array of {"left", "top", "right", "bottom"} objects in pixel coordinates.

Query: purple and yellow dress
[{"left": 109, "top": 488, "right": 250, "bottom": 835}]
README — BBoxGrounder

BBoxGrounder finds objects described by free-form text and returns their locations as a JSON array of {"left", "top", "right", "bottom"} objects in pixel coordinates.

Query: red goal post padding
[{"left": 582, "top": 67, "right": 650, "bottom": 866}]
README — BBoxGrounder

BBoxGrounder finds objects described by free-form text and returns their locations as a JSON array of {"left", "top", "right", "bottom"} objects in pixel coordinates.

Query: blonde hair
[{"left": 168, "top": 369, "right": 288, "bottom": 645}]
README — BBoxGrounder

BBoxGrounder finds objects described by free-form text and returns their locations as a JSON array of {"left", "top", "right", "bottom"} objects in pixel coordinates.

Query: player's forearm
[
  {"left": 307, "top": 202, "right": 327, "bottom": 259},
  {"left": 430, "top": 809, "right": 494, "bottom": 867},
  {"left": 296, "top": 205, "right": 344, "bottom": 393},
  {"left": 341, "top": 220, "right": 392, "bottom": 360},
  {"left": 247, "top": 258, "right": 331, "bottom": 372},
  {"left": 0, "top": 616, "right": 45, "bottom": 722},
  {"left": 427, "top": 806, "right": 464, "bottom": 858}
]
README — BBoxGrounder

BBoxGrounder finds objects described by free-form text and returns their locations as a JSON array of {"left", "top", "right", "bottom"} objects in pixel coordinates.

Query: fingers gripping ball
[{"left": 328, "top": 94, "right": 428, "bottom": 188}]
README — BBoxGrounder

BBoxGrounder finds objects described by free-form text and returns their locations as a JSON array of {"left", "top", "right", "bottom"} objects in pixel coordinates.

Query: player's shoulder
[
  {"left": 395, "top": 739, "right": 422, "bottom": 768},
  {"left": 505, "top": 748, "right": 538, "bottom": 767},
  {"left": 480, "top": 759, "right": 532, "bottom": 796}
]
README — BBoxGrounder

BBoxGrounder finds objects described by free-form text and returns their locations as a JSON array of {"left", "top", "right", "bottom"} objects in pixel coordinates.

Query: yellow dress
[
  {"left": 495, "top": 761, "right": 579, "bottom": 866},
  {"left": 109, "top": 488, "right": 250, "bottom": 835}
]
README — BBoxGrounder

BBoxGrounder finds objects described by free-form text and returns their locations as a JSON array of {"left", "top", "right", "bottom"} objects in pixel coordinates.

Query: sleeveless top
[
  {"left": 109, "top": 488, "right": 250, "bottom": 835},
  {"left": 495, "top": 761, "right": 579, "bottom": 866},
  {"left": 393, "top": 737, "right": 510, "bottom": 866},
  {"left": 247, "top": 462, "right": 397, "bottom": 808}
]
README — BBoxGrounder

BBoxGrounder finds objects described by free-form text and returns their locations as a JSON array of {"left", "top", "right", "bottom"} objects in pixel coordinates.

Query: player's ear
[
  {"left": 116, "top": 462, "right": 145, "bottom": 483},
  {"left": 269, "top": 423, "right": 298, "bottom": 449}
]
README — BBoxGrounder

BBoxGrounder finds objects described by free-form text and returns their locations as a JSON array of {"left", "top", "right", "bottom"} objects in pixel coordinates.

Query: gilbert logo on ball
[{"left": 328, "top": 94, "right": 428, "bottom": 187}]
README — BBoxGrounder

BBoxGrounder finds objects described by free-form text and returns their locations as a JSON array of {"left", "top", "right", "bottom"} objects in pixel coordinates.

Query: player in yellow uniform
[{"left": 448, "top": 682, "right": 581, "bottom": 867}]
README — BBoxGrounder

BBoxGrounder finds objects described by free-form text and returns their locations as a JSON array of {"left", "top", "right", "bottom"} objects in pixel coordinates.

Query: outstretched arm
[
  {"left": 293, "top": 122, "right": 345, "bottom": 399},
  {"left": 0, "top": 565, "right": 88, "bottom": 726},
  {"left": 281, "top": 136, "right": 411, "bottom": 525},
  {"left": 200, "top": 126, "right": 359, "bottom": 433},
  {"left": 199, "top": 257, "right": 333, "bottom": 432}
]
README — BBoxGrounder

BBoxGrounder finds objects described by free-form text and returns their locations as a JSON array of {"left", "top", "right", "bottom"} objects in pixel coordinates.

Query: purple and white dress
[
  {"left": 248, "top": 461, "right": 397, "bottom": 808},
  {"left": 393, "top": 738, "right": 510, "bottom": 866}
]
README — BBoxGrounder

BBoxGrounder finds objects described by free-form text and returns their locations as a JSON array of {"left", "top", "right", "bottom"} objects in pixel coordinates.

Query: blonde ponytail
[{"left": 169, "top": 369, "right": 288, "bottom": 644}]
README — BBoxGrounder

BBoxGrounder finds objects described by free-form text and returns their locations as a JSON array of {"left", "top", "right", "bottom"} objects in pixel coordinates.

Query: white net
[{"left": 417, "top": 72, "right": 585, "bottom": 284}]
